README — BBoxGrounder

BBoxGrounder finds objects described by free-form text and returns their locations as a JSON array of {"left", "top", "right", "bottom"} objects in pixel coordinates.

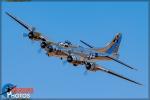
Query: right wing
[{"left": 5, "top": 12, "right": 33, "bottom": 32}]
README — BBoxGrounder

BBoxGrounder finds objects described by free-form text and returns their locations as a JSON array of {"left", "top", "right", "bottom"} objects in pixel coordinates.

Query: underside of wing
[
  {"left": 6, "top": 12, "right": 33, "bottom": 31},
  {"left": 94, "top": 65, "right": 142, "bottom": 85}
]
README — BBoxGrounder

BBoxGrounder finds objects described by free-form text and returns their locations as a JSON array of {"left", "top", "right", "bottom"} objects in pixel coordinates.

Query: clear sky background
[{"left": 1, "top": 1, "right": 148, "bottom": 99}]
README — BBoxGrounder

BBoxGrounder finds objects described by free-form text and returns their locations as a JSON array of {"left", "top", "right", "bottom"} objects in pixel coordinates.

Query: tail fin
[{"left": 97, "top": 33, "right": 122, "bottom": 57}]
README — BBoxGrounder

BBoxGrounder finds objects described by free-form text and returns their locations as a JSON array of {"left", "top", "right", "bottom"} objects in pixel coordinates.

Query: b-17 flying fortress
[{"left": 6, "top": 12, "right": 142, "bottom": 86}]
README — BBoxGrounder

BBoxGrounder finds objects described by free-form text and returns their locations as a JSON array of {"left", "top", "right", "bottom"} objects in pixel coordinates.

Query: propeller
[
  {"left": 84, "top": 69, "right": 88, "bottom": 76},
  {"left": 62, "top": 60, "right": 68, "bottom": 66},
  {"left": 38, "top": 48, "right": 42, "bottom": 54},
  {"left": 31, "top": 27, "right": 36, "bottom": 32},
  {"left": 83, "top": 64, "right": 89, "bottom": 75},
  {"left": 23, "top": 33, "right": 28, "bottom": 37},
  {"left": 30, "top": 40, "right": 35, "bottom": 44}
]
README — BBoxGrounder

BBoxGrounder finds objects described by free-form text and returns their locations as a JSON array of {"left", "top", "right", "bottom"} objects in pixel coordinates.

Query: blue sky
[{"left": 1, "top": 1, "right": 148, "bottom": 99}]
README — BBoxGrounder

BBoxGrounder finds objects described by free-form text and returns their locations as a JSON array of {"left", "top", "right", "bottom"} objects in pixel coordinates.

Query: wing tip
[
  {"left": 130, "top": 67, "right": 138, "bottom": 71},
  {"left": 134, "top": 81, "right": 143, "bottom": 86},
  {"left": 96, "top": 65, "right": 142, "bottom": 86},
  {"left": 5, "top": 11, "right": 9, "bottom": 15}
]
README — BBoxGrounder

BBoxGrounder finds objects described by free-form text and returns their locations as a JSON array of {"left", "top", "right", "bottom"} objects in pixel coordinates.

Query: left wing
[{"left": 92, "top": 64, "right": 142, "bottom": 85}]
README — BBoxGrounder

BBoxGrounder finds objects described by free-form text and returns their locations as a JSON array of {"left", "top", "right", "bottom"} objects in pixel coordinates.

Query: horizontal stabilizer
[{"left": 80, "top": 40, "right": 94, "bottom": 48}]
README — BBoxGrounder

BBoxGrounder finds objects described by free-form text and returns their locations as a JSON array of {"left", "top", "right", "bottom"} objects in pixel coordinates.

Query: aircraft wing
[
  {"left": 105, "top": 56, "right": 137, "bottom": 70},
  {"left": 5, "top": 12, "right": 33, "bottom": 32},
  {"left": 94, "top": 64, "right": 142, "bottom": 85}
]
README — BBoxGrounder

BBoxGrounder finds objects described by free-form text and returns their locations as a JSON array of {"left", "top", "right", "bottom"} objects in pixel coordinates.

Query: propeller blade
[
  {"left": 105, "top": 56, "right": 137, "bottom": 70},
  {"left": 84, "top": 70, "right": 88, "bottom": 76},
  {"left": 31, "top": 27, "right": 36, "bottom": 32},
  {"left": 31, "top": 40, "right": 35, "bottom": 44},
  {"left": 62, "top": 60, "right": 67, "bottom": 66},
  {"left": 23, "top": 33, "right": 28, "bottom": 37},
  {"left": 38, "top": 48, "right": 42, "bottom": 54}
]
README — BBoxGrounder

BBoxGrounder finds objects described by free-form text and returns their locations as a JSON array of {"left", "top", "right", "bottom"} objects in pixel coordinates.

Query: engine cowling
[
  {"left": 85, "top": 62, "right": 91, "bottom": 70},
  {"left": 67, "top": 55, "right": 73, "bottom": 62},
  {"left": 41, "top": 42, "right": 47, "bottom": 48},
  {"left": 28, "top": 32, "right": 34, "bottom": 39},
  {"left": 85, "top": 62, "right": 95, "bottom": 70},
  {"left": 47, "top": 45, "right": 53, "bottom": 52}
]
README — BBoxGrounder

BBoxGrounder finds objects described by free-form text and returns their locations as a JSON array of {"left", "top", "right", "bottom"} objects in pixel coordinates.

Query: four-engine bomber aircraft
[{"left": 6, "top": 12, "right": 142, "bottom": 85}]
